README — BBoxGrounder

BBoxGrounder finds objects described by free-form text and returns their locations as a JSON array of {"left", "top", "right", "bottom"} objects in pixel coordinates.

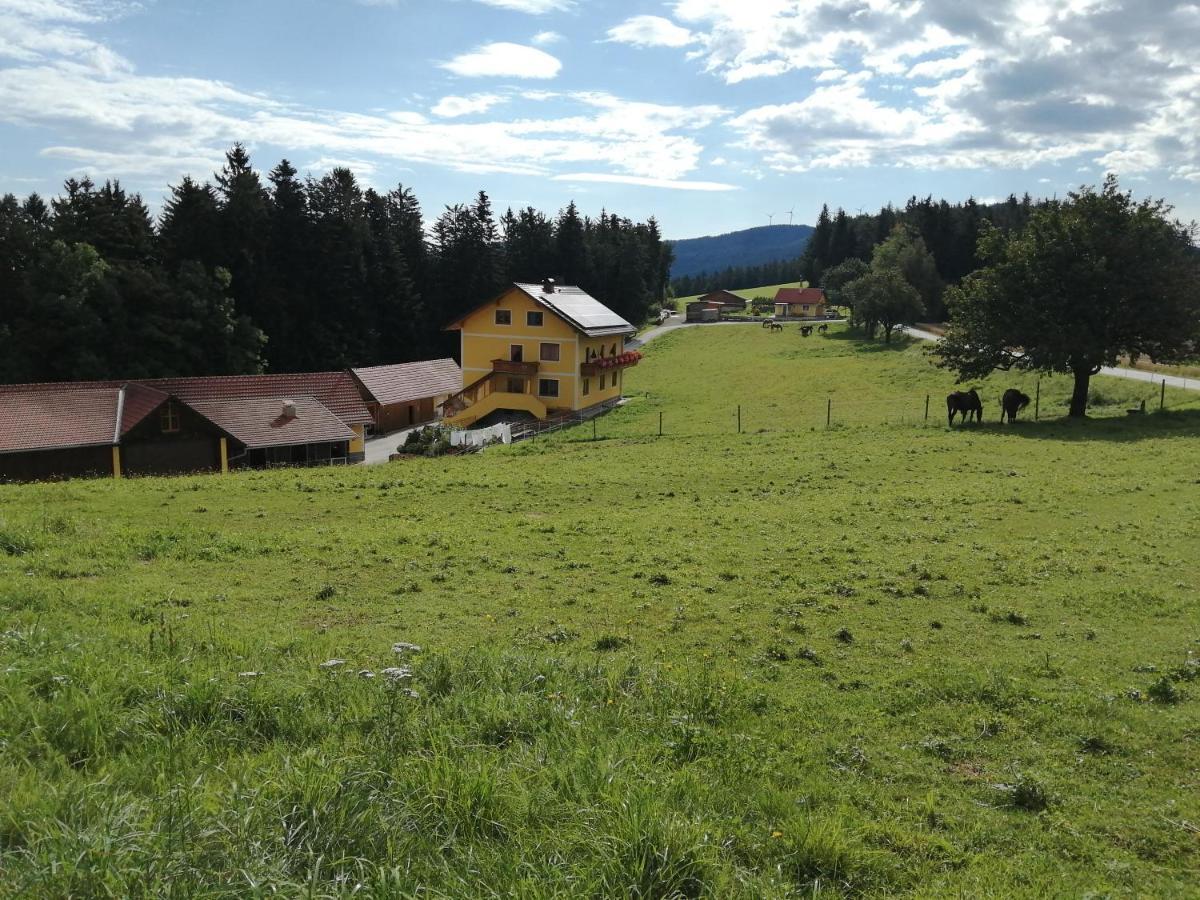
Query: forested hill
[
  {"left": 0, "top": 145, "right": 672, "bottom": 384},
  {"left": 668, "top": 224, "right": 814, "bottom": 279}
]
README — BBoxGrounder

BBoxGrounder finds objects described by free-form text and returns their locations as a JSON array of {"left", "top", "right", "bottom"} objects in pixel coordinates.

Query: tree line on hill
[
  {"left": 669, "top": 257, "right": 807, "bottom": 300},
  {"left": 671, "top": 194, "right": 1043, "bottom": 310},
  {"left": 0, "top": 145, "right": 672, "bottom": 384}
]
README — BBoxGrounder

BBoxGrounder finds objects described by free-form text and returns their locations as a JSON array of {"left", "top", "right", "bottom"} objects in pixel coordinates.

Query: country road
[{"left": 900, "top": 326, "right": 1198, "bottom": 393}]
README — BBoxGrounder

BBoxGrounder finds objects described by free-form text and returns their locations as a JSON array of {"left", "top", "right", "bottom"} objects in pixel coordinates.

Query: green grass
[{"left": 2, "top": 325, "right": 1199, "bottom": 897}]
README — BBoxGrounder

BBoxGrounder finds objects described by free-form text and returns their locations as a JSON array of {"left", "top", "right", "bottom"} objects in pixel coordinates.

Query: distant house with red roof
[{"left": 773, "top": 287, "right": 827, "bottom": 319}]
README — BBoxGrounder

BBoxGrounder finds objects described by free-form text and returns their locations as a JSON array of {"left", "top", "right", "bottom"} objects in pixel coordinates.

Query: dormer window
[{"left": 160, "top": 402, "right": 180, "bottom": 433}]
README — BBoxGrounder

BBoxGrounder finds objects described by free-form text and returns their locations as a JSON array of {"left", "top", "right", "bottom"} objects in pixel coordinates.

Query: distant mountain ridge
[{"left": 668, "top": 224, "right": 814, "bottom": 279}]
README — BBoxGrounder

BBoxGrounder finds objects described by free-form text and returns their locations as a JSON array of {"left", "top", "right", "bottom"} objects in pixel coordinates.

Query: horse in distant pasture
[
  {"left": 946, "top": 389, "right": 983, "bottom": 426},
  {"left": 800, "top": 325, "right": 813, "bottom": 337},
  {"left": 817, "top": 323, "right": 829, "bottom": 334},
  {"left": 761, "top": 318, "right": 775, "bottom": 329},
  {"left": 768, "top": 321, "right": 783, "bottom": 332},
  {"left": 1001, "top": 389, "right": 1031, "bottom": 423}
]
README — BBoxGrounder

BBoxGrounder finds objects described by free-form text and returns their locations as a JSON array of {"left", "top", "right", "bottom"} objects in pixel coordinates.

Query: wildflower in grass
[
  {"left": 319, "top": 658, "right": 346, "bottom": 669},
  {"left": 238, "top": 671, "right": 263, "bottom": 678},
  {"left": 359, "top": 669, "right": 376, "bottom": 678},
  {"left": 381, "top": 666, "right": 413, "bottom": 683},
  {"left": 771, "top": 830, "right": 783, "bottom": 839},
  {"left": 391, "top": 642, "right": 422, "bottom": 655}
]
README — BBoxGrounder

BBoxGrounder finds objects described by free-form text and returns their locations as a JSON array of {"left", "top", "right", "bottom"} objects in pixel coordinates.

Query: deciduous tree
[{"left": 936, "top": 177, "right": 1200, "bottom": 417}]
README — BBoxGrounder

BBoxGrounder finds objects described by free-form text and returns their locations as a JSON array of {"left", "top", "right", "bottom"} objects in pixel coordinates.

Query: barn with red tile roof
[{"left": 0, "top": 369, "right": 375, "bottom": 482}]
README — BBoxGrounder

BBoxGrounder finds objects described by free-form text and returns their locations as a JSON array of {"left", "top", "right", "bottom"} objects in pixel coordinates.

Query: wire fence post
[
  {"left": 658, "top": 411, "right": 663, "bottom": 437},
  {"left": 1034, "top": 379, "right": 1041, "bottom": 421},
  {"left": 1161, "top": 379, "right": 1166, "bottom": 411},
  {"left": 826, "top": 398, "right": 832, "bottom": 429},
  {"left": 924, "top": 394, "right": 929, "bottom": 423},
  {"left": 737, "top": 405, "right": 742, "bottom": 434},
  {"left": 592, "top": 418, "right": 597, "bottom": 441}
]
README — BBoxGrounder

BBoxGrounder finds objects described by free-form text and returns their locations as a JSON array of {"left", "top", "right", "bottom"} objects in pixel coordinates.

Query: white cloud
[
  {"left": 530, "top": 30, "right": 562, "bottom": 46},
  {"left": 606, "top": 15, "right": 695, "bottom": 48},
  {"left": 441, "top": 42, "right": 561, "bottom": 78},
  {"left": 431, "top": 93, "right": 505, "bottom": 117},
  {"left": 0, "top": 8, "right": 729, "bottom": 190},
  {"left": 694, "top": 1, "right": 1200, "bottom": 179},
  {"left": 473, "top": 0, "right": 571, "bottom": 12},
  {"left": 550, "top": 173, "right": 737, "bottom": 191}
]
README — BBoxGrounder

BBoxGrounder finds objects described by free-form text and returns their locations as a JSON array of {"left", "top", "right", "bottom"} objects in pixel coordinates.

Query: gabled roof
[
  {"left": 351, "top": 359, "right": 462, "bottom": 406},
  {"left": 0, "top": 387, "right": 120, "bottom": 453},
  {"left": 0, "top": 371, "right": 372, "bottom": 427},
  {"left": 446, "top": 283, "right": 636, "bottom": 338},
  {"left": 144, "top": 372, "right": 373, "bottom": 425},
  {"left": 698, "top": 289, "right": 745, "bottom": 305},
  {"left": 775, "top": 287, "right": 826, "bottom": 305},
  {"left": 120, "top": 383, "right": 170, "bottom": 435},
  {"left": 188, "top": 397, "right": 355, "bottom": 449}
]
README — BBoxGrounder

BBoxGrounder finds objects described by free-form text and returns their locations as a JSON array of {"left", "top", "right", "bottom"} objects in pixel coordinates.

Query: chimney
[
  {"left": 281, "top": 400, "right": 297, "bottom": 419},
  {"left": 542, "top": 277, "right": 556, "bottom": 294}
]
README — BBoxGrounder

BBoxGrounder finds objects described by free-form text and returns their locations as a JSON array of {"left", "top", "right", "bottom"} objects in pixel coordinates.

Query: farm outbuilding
[
  {"left": 696, "top": 290, "right": 746, "bottom": 314},
  {"left": 0, "top": 370, "right": 374, "bottom": 482},
  {"left": 350, "top": 359, "right": 462, "bottom": 434},
  {"left": 685, "top": 300, "right": 722, "bottom": 322}
]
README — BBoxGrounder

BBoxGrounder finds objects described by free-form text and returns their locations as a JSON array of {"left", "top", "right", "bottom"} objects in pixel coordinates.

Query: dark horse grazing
[
  {"left": 768, "top": 321, "right": 783, "bottom": 332},
  {"left": 800, "top": 325, "right": 813, "bottom": 337},
  {"left": 946, "top": 389, "right": 983, "bottom": 425},
  {"left": 817, "top": 323, "right": 829, "bottom": 334},
  {"left": 1001, "top": 389, "right": 1031, "bottom": 423}
]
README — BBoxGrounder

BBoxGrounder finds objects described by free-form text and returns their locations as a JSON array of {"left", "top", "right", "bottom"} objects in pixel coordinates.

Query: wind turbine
[
  {"left": 767, "top": 212, "right": 775, "bottom": 226},
  {"left": 786, "top": 207, "right": 795, "bottom": 225}
]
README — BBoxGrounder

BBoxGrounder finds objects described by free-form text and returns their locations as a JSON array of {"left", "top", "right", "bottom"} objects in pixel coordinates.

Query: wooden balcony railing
[{"left": 492, "top": 359, "right": 539, "bottom": 376}]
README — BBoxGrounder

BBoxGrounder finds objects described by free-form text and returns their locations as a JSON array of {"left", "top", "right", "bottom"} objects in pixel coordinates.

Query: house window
[
  {"left": 538, "top": 378, "right": 559, "bottom": 398},
  {"left": 495, "top": 309, "right": 511, "bottom": 325},
  {"left": 610, "top": 343, "right": 617, "bottom": 356},
  {"left": 802, "top": 305, "right": 810, "bottom": 312},
  {"left": 160, "top": 402, "right": 180, "bottom": 433},
  {"left": 600, "top": 374, "right": 606, "bottom": 390},
  {"left": 612, "top": 371, "right": 620, "bottom": 390},
  {"left": 583, "top": 378, "right": 590, "bottom": 396},
  {"left": 540, "top": 343, "right": 560, "bottom": 362},
  {"left": 510, "top": 345, "right": 523, "bottom": 362},
  {"left": 527, "top": 311, "right": 543, "bottom": 327}
]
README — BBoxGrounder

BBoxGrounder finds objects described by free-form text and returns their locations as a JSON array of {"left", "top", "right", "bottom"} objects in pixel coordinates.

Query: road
[{"left": 899, "top": 326, "right": 1198, "bottom": 392}]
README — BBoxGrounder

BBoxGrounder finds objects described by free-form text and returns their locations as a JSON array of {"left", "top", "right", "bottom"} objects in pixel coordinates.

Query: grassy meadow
[{"left": 2, "top": 323, "right": 1199, "bottom": 897}]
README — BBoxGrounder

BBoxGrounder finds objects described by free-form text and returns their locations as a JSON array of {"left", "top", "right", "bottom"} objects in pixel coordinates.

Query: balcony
[
  {"left": 581, "top": 350, "right": 642, "bottom": 377},
  {"left": 492, "top": 358, "right": 539, "bottom": 376}
]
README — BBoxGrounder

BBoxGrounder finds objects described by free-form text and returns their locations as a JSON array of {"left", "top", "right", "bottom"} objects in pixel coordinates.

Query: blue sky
[{"left": 2, "top": 0, "right": 1199, "bottom": 238}]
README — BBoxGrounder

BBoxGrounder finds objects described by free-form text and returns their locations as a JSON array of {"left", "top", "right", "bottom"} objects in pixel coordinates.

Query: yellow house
[{"left": 442, "top": 280, "right": 639, "bottom": 427}]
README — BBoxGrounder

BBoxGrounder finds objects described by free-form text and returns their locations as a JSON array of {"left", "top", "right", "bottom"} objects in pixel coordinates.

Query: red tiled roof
[
  {"left": 188, "top": 397, "right": 356, "bottom": 449},
  {"left": 120, "top": 383, "right": 169, "bottom": 435},
  {"left": 0, "top": 372, "right": 372, "bottom": 426},
  {"left": 775, "top": 287, "right": 826, "bottom": 305},
  {"left": 352, "top": 359, "right": 462, "bottom": 406},
  {"left": 145, "top": 373, "right": 372, "bottom": 426},
  {"left": 0, "top": 388, "right": 119, "bottom": 453}
]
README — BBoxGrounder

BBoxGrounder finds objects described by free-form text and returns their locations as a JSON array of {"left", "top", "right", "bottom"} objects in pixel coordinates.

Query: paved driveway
[{"left": 899, "top": 326, "right": 1198, "bottom": 393}]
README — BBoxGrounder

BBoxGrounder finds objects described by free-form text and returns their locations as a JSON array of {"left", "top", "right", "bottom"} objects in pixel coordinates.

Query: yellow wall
[
  {"left": 455, "top": 287, "right": 630, "bottom": 414},
  {"left": 579, "top": 335, "right": 626, "bottom": 409},
  {"left": 349, "top": 424, "right": 365, "bottom": 454}
]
